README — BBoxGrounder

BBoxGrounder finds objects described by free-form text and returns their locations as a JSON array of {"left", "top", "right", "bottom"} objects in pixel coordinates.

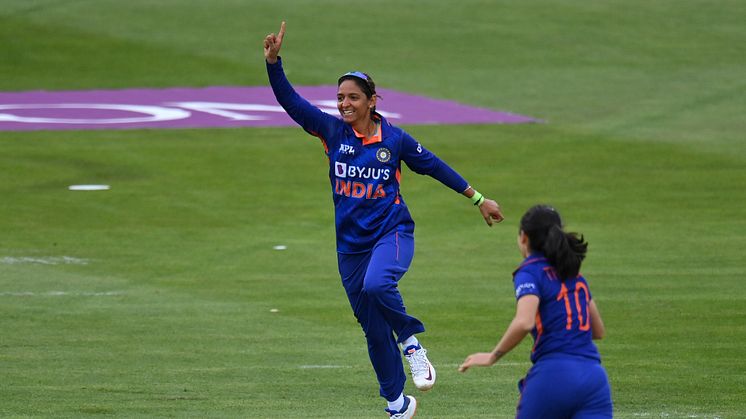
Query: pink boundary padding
[{"left": 0, "top": 86, "right": 540, "bottom": 131}]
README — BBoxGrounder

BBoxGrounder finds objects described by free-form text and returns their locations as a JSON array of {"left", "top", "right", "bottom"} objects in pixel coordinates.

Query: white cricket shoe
[
  {"left": 385, "top": 395, "right": 417, "bottom": 418},
  {"left": 403, "top": 344, "right": 436, "bottom": 391}
]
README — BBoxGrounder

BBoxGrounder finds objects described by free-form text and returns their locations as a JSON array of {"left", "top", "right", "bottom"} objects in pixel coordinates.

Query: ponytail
[
  {"left": 544, "top": 224, "right": 587, "bottom": 280},
  {"left": 520, "top": 205, "right": 588, "bottom": 280}
]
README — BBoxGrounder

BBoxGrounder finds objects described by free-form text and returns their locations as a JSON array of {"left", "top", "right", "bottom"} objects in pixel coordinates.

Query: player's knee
[{"left": 362, "top": 279, "right": 391, "bottom": 299}]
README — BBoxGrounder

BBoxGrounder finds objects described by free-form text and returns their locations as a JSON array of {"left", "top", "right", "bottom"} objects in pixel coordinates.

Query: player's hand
[
  {"left": 479, "top": 198, "right": 504, "bottom": 226},
  {"left": 264, "top": 21, "right": 286, "bottom": 64},
  {"left": 458, "top": 352, "right": 498, "bottom": 372}
]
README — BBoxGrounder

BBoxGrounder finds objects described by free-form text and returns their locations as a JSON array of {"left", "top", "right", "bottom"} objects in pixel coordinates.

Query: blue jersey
[
  {"left": 267, "top": 58, "right": 469, "bottom": 253},
  {"left": 513, "top": 253, "right": 601, "bottom": 364}
]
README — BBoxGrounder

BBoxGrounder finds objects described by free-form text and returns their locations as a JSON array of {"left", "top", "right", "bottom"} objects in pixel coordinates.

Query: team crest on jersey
[{"left": 376, "top": 147, "right": 391, "bottom": 163}]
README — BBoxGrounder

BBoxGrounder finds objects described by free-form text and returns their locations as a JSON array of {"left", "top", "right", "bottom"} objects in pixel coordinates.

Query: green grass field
[{"left": 1, "top": 1, "right": 745, "bottom": 417}]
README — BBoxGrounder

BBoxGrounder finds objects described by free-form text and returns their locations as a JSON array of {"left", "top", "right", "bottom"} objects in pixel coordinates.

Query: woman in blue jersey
[
  {"left": 264, "top": 22, "right": 505, "bottom": 418},
  {"left": 459, "top": 205, "right": 613, "bottom": 418}
]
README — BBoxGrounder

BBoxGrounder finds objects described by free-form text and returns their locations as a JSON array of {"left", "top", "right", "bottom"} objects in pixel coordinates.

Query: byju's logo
[
  {"left": 335, "top": 162, "right": 347, "bottom": 178},
  {"left": 339, "top": 144, "right": 355, "bottom": 155},
  {"left": 334, "top": 161, "right": 390, "bottom": 181}
]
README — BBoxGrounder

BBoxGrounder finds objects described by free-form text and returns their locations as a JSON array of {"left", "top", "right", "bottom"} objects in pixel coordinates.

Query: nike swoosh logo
[{"left": 425, "top": 367, "right": 433, "bottom": 381}]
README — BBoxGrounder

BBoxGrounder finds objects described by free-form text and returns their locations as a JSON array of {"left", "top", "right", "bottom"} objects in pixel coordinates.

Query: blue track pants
[
  {"left": 516, "top": 355, "right": 613, "bottom": 419},
  {"left": 337, "top": 229, "right": 425, "bottom": 401}
]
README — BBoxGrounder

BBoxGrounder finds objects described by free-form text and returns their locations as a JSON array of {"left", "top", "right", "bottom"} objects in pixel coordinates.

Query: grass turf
[{"left": 1, "top": 1, "right": 745, "bottom": 417}]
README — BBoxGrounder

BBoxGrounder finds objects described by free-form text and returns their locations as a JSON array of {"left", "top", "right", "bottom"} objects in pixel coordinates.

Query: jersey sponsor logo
[
  {"left": 334, "top": 161, "right": 390, "bottom": 180},
  {"left": 376, "top": 147, "right": 391, "bottom": 163},
  {"left": 339, "top": 144, "right": 355, "bottom": 155},
  {"left": 335, "top": 179, "right": 386, "bottom": 200},
  {"left": 335, "top": 161, "right": 348, "bottom": 178},
  {"left": 515, "top": 282, "right": 537, "bottom": 298}
]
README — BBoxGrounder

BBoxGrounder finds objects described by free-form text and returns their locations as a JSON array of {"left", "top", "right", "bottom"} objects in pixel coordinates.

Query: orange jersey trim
[
  {"left": 394, "top": 168, "right": 402, "bottom": 204},
  {"left": 352, "top": 121, "right": 383, "bottom": 146},
  {"left": 532, "top": 312, "right": 543, "bottom": 353},
  {"left": 309, "top": 130, "right": 330, "bottom": 154}
]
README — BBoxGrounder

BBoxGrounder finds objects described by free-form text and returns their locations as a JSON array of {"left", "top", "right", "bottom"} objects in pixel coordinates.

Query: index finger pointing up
[{"left": 277, "top": 21, "right": 286, "bottom": 43}]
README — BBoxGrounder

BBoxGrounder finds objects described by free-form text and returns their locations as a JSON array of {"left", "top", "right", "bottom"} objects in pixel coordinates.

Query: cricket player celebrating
[{"left": 264, "top": 21, "right": 504, "bottom": 418}]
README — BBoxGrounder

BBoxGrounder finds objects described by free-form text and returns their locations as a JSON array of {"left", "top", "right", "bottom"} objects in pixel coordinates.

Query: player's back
[{"left": 513, "top": 255, "right": 601, "bottom": 364}]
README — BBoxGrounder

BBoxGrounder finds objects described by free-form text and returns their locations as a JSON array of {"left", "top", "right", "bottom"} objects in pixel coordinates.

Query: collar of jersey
[
  {"left": 352, "top": 116, "right": 383, "bottom": 146},
  {"left": 512, "top": 253, "right": 548, "bottom": 276}
]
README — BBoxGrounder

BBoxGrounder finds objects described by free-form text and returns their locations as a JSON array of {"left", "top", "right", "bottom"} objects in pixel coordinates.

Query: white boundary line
[
  {"left": 0, "top": 291, "right": 123, "bottom": 297},
  {"left": 1, "top": 256, "right": 90, "bottom": 265},
  {"left": 299, "top": 362, "right": 527, "bottom": 370}
]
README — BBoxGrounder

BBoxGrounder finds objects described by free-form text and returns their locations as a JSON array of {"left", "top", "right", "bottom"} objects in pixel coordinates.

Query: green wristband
[{"left": 470, "top": 191, "right": 485, "bottom": 206}]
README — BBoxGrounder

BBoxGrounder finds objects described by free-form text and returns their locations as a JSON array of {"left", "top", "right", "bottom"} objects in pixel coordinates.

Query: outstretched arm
[
  {"left": 399, "top": 133, "right": 505, "bottom": 225},
  {"left": 463, "top": 186, "right": 504, "bottom": 226},
  {"left": 263, "top": 21, "right": 286, "bottom": 64},
  {"left": 458, "top": 295, "right": 539, "bottom": 372}
]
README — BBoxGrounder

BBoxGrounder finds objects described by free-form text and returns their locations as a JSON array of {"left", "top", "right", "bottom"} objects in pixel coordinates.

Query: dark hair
[
  {"left": 337, "top": 71, "right": 381, "bottom": 115},
  {"left": 520, "top": 205, "right": 588, "bottom": 280}
]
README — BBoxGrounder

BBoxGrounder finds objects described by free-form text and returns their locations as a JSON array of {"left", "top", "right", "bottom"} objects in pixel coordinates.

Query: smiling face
[{"left": 337, "top": 80, "right": 376, "bottom": 126}]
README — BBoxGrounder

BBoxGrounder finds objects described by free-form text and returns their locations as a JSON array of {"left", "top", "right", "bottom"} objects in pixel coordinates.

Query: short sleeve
[{"left": 513, "top": 270, "right": 540, "bottom": 300}]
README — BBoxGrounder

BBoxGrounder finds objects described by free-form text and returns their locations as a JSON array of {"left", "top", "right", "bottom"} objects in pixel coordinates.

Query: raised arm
[
  {"left": 263, "top": 21, "right": 340, "bottom": 144},
  {"left": 263, "top": 21, "right": 285, "bottom": 64}
]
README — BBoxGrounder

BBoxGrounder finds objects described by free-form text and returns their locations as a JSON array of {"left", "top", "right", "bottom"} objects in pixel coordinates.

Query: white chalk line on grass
[
  {"left": 0, "top": 291, "right": 123, "bottom": 297},
  {"left": 1, "top": 256, "right": 90, "bottom": 265},
  {"left": 299, "top": 362, "right": 526, "bottom": 370},
  {"left": 299, "top": 365, "right": 354, "bottom": 369}
]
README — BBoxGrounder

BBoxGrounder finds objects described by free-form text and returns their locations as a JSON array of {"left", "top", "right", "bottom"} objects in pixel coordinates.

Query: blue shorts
[{"left": 517, "top": 355, "right": 612, "bottom": 419}]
